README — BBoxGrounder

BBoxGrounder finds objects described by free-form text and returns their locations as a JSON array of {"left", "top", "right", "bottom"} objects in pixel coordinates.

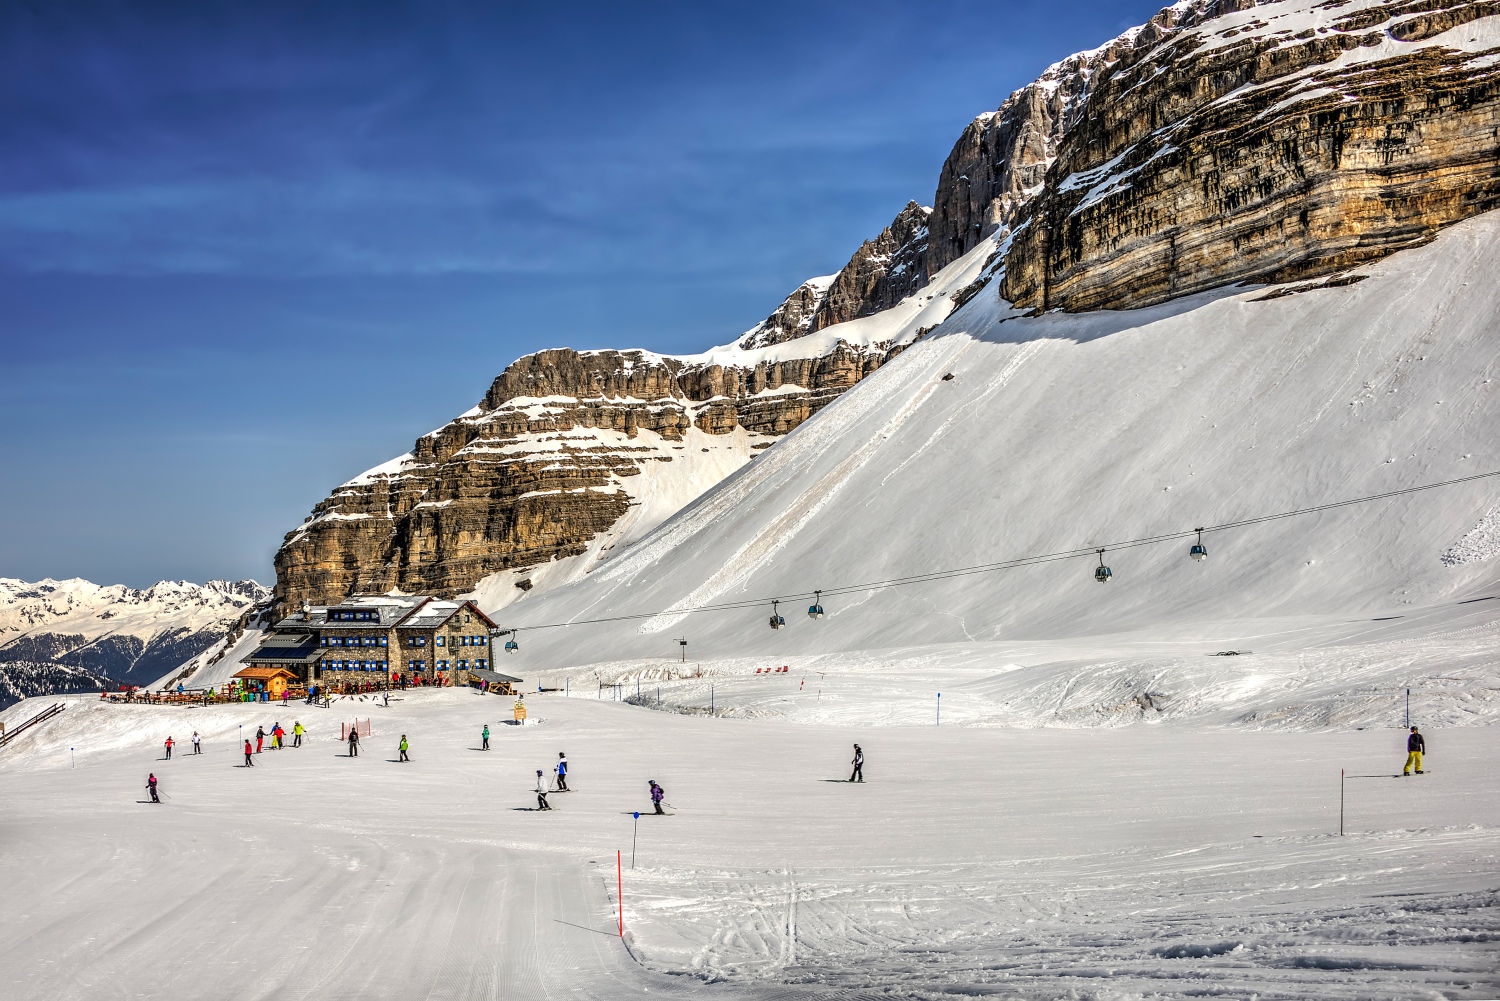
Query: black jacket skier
[{"left": 849, "top": 744, "right": 864, "bottom": 783}]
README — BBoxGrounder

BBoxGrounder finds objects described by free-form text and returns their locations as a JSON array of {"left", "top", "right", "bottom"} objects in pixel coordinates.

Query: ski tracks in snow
[{"left": 636, "top": 338, "right": 977, "bottom": 634}]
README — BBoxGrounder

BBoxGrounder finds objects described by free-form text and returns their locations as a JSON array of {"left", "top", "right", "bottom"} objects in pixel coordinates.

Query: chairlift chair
[
  {"left": 1189, "top": 528, "right": 1208, "bottom": 562},
  {"left": 768, "top": 600, "right": 786, "bottom": 630},
  {"left": 808, "top": 590, "right": 825, "bottom": 620},
  {"left": 1094, "top": 549, "right": 1113, "bottom": 583}
]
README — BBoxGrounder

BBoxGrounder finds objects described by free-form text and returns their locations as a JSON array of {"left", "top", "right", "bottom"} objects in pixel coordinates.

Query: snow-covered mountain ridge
[
  {"left": 496, "top": 210, "right": 1500, "bottom": 672},
  {"left": 273, "top": 0, "right": 1500, "bottom": 616},
  {"left": 0, "top": 577, "right": 269, "bottom": 688}
]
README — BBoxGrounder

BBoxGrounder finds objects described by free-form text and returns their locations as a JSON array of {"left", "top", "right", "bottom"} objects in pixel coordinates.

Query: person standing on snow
[
  {"left": 398, "top": 735, "right": 409, "bottom": 762},
  {"left": 163, "top": 736, "right": 174, "bottom": 760},
  {"left": 147, "top": 773, "right": 160, "bottom": 803},
  {"left": 649, "top": 780, "right": 665, "bottom": 815},
  {"left": 243, "top": 739, "right": 254, "bottom": 766},
  {"left": 481, "top": 724, "right": 490, "bottom": 750},
  {"left": 292, "top": 721, "right": 304, "bottom": 747},
  {"left": 849, "top": 744, "right": 864, "bottom": 783},
  {"left": 191, "top": 731, "right": 201, "bottom": 755},
  {"left": 535, "top": 770, "right": 552, "bottom": 811},
  {"left": 347, "top": 726, "right": 360, "bottom": 757},
  {"left": 556, "top": 752, "right": 568, "bottom": 791},
  {"left": 1404, "top": 726, "right": 1426, "bottom": 775},
  {"left": 255, "top": 726, "right": 265, "bottom": 754}
]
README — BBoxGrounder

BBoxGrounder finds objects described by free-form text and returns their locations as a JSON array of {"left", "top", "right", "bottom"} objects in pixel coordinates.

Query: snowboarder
[
  {"left": 535, "top": 770, "right": 552, "bottom": 811},
  {"left": 255, "top": 726, "right": 265, "bottom": 754},
  {"left": 481, "top": 724, "right": 490, "bottom": 750},
  {"left": 191, "top": 731, "right": 201, "bottom": 755},
  {"left": 243, "top": 739, "right": 254, "bottom": 766},
  {"left": 292, "top": 721, "right": 304, "bottom": 747},
  {"left": 1404, "top": 726, "right": 1426, "bottom": 775},
  {"left": 398, "top": 735, "right": 409, "bottom": 762},
  {"left": 163, "top": 736, "right": 173, "bottom": 760},
  {"left": 147, "top": 773, "right": 160, "bottom": 803},
  {"left": 347, "top": 726, "right": 360, "bottom": 757},
  {"left": 556, "top": 751, "right": 568, "bottom": 791},
  {"left": 649, "top": 779, "right": 665, "bottom": 815},
  {"left": 849, "top": 743, "right": 864, "bottom": 783}
]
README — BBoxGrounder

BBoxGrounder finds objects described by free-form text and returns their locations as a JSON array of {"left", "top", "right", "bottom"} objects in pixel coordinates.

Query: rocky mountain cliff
[
  {"left": 1000, "top": 0, "right": 1500, "bottom": 312},
  {"left": 274, "top": 0, "right": 1500, "bottom": 614},
  {"left": 0, "top": 578, "right": 270, "bottom": 688}
]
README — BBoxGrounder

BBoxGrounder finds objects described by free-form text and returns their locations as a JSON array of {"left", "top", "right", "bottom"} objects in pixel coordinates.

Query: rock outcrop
[
  {"left": 273, "top": 341, "right": 915, "bottom": 612},
  {"left": 1000, "top": 0, "right": 1500, "bottom": 311}
]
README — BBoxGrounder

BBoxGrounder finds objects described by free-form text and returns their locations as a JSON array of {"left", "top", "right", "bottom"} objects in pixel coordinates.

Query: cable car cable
[{"left": 498, "top": 467, "right": 1500, "bottom": 634}]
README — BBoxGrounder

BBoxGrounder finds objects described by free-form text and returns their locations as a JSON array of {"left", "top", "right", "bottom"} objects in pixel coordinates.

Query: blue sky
[{"left": 0, "top": 0, "right": 1164, "bottom": 588}]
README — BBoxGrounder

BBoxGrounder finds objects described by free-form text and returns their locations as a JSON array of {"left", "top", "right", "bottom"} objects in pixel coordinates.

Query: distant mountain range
[{"left": 0, "top": 578, "right": 269, "bottom": 705}]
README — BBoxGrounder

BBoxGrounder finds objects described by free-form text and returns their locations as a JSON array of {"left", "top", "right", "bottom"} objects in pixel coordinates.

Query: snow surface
[
  {"left": 481, "top": 213, "right": 1500, "bottom": 673},
  {"left": 0, "top": 679, "right": 1493, "bottom": 999}
]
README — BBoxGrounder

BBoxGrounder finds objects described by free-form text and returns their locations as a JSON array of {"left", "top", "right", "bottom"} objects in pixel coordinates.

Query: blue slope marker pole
[
  {"left": 937, "top": 693, "right": 941, "bottom": 727},
  {"left": 632, "top": 812, "right": 640, "bottom": 868}
]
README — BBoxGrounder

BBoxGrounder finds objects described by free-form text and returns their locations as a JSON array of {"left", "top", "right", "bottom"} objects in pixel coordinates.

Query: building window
[
  {"left": 459, "top": 659, "right": 469, "bottom": 669},
  {"left": 435, "top": 635, "right": 444, "bottom": 647},
  {"left": 477, "top": 636, "right": 487, "bottom": 646},
  {"left": 379, "top": 636, "right": 388, "bottom": 647},
  {"left": 476, "top": 658, "right": 487, "bottom": 669},
  {"left": 438, "top": 659, "right": 449, "bottom": 670}
]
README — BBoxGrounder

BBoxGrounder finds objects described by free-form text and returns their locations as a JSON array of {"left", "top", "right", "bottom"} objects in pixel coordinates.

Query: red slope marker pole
[{"left": 617, "top": 850, "right": 624, "bottom": 936}]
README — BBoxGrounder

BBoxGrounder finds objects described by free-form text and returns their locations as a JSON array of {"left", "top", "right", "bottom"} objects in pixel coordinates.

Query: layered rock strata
[
  {"left": 273, "top": 342, "right": 910, "bottom": 612},
  {"left": 1001, "top": 0, "right": 1500, "bottom": 311}
]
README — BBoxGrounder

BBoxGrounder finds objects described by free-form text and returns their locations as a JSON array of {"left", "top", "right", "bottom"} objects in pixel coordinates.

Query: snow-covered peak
[{"left": 0, "top": 577, "right": 269, "bottom": 644}]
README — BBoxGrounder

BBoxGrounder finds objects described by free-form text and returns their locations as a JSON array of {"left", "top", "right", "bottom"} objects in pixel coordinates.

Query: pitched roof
[
  {"left": 397, "top": 599, "right": 496, "bottom": 630},
  {"left": 233, "top": 666, "right": 300, "bottom": 680}
]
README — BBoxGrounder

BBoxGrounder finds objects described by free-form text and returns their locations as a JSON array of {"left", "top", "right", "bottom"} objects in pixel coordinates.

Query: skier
[
  {"left": 347, "top": 726, "right": 360, "bottom": 757},
  {"left": 556, "top": 751, "right": 568, "bottom": 791},
  {"left": 398, "top": 734, "right": 409, "bottom": 762},
  {"left": 191, "top": 731, "right": 201, "bottom": 755},
  {"left": 147, "top": 773, "right": 160, "bottom": 803},
  {"left": 1404, "top": 726, "right": 1426, "bottom": 775},
  {"left": 649, "top": 779, "right": 665, "bottom": 815},
  {"left": 163, "top": 736, "right": 174, "bottom": 760},
  {"left": 292, "top": 721, "right": 304, "bottom": 747},
  {"left": 849, "top": 743, "right": 864, "bottom": 783},
  {"left": 255, "top": 726, "right": 265, "bottom": 754},
  {"left": 271, "top": 723, "right": 283, "bottom": 749},
  {"left": 481, "top": 724, "right": 490, "bottom": 750},
  {"left": 243, "top": 739, "right": 254, "bottom": 766},
  {"left": 535, "top": 769, "right": 552, "bottom": 811}
]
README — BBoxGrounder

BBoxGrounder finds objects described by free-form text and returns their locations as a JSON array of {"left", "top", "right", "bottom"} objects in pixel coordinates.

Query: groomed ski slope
[
  {"left": 0, "top": 687, "right": 1494, "bottom": 999},
  {"left": 490, "top": 213, "right": 1500, "bottom": 673}
]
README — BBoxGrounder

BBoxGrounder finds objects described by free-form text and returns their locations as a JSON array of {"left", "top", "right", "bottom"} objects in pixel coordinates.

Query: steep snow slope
[
  {"left": 0, "top": 578, "right": 269, "bottom": 687},
  {"left": 492, "top": 213, "right": 1500, "bottom": 669}
]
